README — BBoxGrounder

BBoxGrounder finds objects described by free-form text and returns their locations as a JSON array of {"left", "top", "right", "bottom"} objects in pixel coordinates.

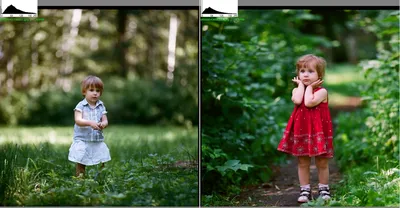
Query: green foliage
[
  {"left": 333, "top": 111, "right": 371, "bottom": 168},
  {"left": 324, "top": 64, "right": 366, "bottom": 96},
  {"left": 201, "top": 10, "right": 331, "bottom": 196},
  {"left": 334, "top": 10, "right": 399, "bottom": 169},
  {"left": 303, "top": 162, "right": 400, "bottom": 207},
  {"left": 15, "top": 77, "right": 197, "bottom": 126},
  {"left": 0, "top": 10, "right": 198, "bottom": 127},
  {"left": 101, "top": 77, "right": 198, "bottom": 126},
  {"left": 0, "top": 126, "right": 198, "bottom": 206},
  {"left": 330, "top": 11, "right": 399, "bottom": 207},
  {"left": 202, "top": 194, "right": 243, "bottom": 206},
  {"left": 0, "top": 92, "right": 30, "bottom": 125}
]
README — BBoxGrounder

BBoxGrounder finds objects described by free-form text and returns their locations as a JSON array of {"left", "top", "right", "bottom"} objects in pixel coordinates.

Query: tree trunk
[
  {"left": 116, "top": 10, "right": 128, "bottom": 78},
  {"left": 58, "top": 9, "right": 82, "bottom": 92},
  {"left": 345, "top": 34, "right": 358, "bottom": 64},
  {"left": 167, "top": 13, "right": 180, "bottom": 84}
]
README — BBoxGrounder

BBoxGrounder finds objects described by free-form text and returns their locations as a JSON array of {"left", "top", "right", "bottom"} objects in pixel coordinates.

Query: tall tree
[{"left": 116, "top": 10, "right": 128, "bottom": 78}]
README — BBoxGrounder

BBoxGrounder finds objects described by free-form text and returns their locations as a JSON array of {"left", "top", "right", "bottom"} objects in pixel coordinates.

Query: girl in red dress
[{"left": 277, "top": 54, "right": 333, "bottom": 203}]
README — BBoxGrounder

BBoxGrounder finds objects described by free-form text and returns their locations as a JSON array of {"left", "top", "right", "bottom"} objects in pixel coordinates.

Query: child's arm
[
  {"left": 304, "top": 80, "right": 327, "bottom": 108},
  {"left": 74, "top": 110, "right": 100, "bottom": 130},
  {"left": 291, "top": 77, "right": 305, "bottom": 105},
  {"left": 99, "top": 114, "right": 108, "bottom": 129}
]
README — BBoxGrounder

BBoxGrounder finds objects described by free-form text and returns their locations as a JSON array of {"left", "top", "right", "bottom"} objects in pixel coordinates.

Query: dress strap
[
  {"left": 313, "top": 87, "right": 324, "bottom": 92},
  {"left": 314, "top": 87, "right": 328, "bottom": 103}
]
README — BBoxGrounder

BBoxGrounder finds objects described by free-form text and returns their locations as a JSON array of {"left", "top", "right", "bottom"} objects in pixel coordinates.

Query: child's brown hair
[
  {"left": 81, "top": 75, "right": 104, "bottom": 96},
  {"left": 296, "top": 54, "right": 327, "bottom": 78}
]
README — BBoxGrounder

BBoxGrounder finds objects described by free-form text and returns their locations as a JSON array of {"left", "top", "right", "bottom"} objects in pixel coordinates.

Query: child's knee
[
  {"left": 298, "top": 157, "right": 311, "bottom": 165},
  {"left": 315, "top": 157, "right": 329, "bottom": 169},
  {"left": 298, "top": 156, "right": 311, "bottom": 167}
]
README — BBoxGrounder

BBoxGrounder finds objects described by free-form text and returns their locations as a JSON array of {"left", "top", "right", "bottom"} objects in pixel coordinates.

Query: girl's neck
[{"left": 86, "top": 99, "right": 97, "bottom": 107}]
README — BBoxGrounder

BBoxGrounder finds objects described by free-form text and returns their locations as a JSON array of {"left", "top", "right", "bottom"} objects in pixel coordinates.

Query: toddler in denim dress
[{"left": 68, "top": 75, "right": 111, "bottom": 177}]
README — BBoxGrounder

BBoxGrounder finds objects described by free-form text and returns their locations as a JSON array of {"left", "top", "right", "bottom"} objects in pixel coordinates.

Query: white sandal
[
  {"left": 297, "top": 188, "right": 312, "bottom": 203},
  {"left": 318, "top": 187, "right": 331, "bottom": 200}
]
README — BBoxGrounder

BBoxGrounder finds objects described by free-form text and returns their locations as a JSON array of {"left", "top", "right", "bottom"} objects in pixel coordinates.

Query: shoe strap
[
  {"left": 300, "top": 189, "right": 311, "bottom": 197},
  {"left": 319, "top": 187, "right": 331, "bottom": 196}
]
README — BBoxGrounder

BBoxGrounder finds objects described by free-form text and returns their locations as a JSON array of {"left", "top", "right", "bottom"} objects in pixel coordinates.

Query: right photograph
[{"left": 201, "top": 9, "right": 399, "bottom": 206}]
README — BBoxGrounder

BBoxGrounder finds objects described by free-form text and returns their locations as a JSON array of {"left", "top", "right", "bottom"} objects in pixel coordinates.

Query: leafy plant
[{"left": 331, "top": 10, "right": 399, "bottom": 207}]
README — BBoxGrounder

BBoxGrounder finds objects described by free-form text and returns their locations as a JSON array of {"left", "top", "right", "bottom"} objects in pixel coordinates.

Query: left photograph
[{"left": 0, "top": 9, "right": 198, "bottom": 206}]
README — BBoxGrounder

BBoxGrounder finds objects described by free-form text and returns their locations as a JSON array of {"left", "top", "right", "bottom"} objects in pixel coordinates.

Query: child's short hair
[
  {"left": 296, "top": 54, "right": 327, "bottom": 78},
  {"left": 81, "top": 75, "right": 104, "bottom": 95}
]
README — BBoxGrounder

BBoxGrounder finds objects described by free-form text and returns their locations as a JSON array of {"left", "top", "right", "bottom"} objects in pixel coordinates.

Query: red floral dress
[{"left": 277, "top": 87, "right": 334, "bottom": 158}]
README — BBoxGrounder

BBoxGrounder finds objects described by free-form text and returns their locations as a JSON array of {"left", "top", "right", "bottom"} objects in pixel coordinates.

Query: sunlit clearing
[
  {"left": 140, "top": 131, "right": 177, "bottom": 142},
  {"left": 0, "top": 127, "right": 72, "bottom": 145},
  {"left": 325, "top": 72, "right": 365, "bottom": 85},
  {"left": 0, "top": 126, "right": 195, "bottom": 146},
  {"left": 328, "top": 93, "right": 362, "bottom": 107},
  {"left": 325, "top": 65, "right": 365, "bottom": 85}
]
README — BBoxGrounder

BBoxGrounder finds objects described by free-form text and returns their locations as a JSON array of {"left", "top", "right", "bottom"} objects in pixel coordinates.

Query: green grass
[
  {"left": 303, "top": 159, "right": 400, "bottom": 207},
  {"left": 0, "top": 125, "right": 198, "bottom": 206},
  {"left": 324, "top": 63, "right": 367, "bottom": 106}
]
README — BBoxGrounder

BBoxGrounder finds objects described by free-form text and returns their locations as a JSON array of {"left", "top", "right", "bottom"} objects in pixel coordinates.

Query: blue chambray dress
[{"left": 68, "top": 98, "right": 111, "bottom": 165}]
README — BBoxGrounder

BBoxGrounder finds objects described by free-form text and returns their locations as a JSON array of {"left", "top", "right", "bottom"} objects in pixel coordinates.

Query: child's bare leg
[
  {"left": 94, "top": 163, "right": 105, "bottom": 180},
  {"left": 315, "top": 157, "right": 331, "bottom": 200},
  {"left": 315, "top": 157, "right": 329, "bottom": 184},
  {"left": 297, "top": 156, "right": 312, "bottom": 202},
  {"left": 76, "top": 163, "right": 86, "bottom": 177},
  {"left": 297, "top": 156, "right": 311, "bottom": 185}
]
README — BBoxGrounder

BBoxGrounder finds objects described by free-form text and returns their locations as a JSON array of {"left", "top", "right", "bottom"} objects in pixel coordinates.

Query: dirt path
[
  {"left": 238, "top": 158, "right": 342, "bottom": 206},
  {"left": 237, "top": 98, "right": 362, "bottom": 206}
]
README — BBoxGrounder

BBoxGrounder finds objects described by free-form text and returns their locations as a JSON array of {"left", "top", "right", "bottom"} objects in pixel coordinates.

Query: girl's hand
[
  {"left": 90, "top": 121, "right": 101, "bottom": 130},
  {"left": 292, "top": 76, "right": 303, "bottom": 86},
  {"left": 98, "top": 121, "right": 108, "bottom": 130},
  {"left": 309, "top": 79, "right": 324, "bottom": 89}
]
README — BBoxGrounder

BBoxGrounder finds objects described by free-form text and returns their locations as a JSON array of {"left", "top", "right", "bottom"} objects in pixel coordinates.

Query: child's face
[
  {"left": 298, "top": 65, "right": 319, "bottom": 86},
  {"left": 84, "top": 86, "right": 101, "bottom": 105}
]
